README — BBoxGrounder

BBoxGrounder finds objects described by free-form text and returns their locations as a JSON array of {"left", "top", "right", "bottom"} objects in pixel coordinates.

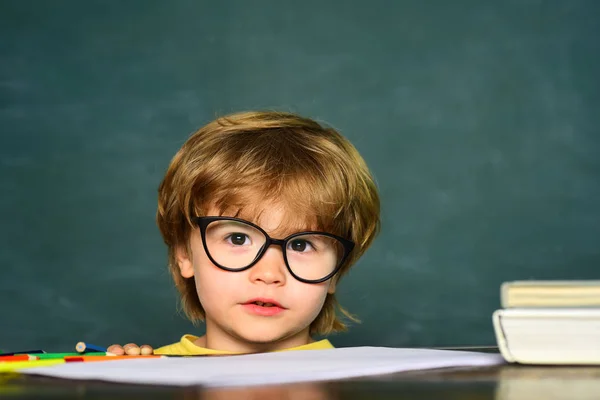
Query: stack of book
[{"left": 493, "top": 280, "right": 600, "bottom": 365}]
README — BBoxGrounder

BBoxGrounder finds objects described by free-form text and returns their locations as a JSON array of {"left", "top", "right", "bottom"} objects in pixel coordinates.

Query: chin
[{"left": 236, "top": 328, "right": 304, "bottom": 346}]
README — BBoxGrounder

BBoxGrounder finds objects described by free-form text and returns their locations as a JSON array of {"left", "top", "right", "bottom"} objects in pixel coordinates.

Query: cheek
[
  {"left": 193, "top": 252, "right": 242, "bottom": 308},
  {"left": 287, "top": 282, "right": 330, "bottom": 314}
]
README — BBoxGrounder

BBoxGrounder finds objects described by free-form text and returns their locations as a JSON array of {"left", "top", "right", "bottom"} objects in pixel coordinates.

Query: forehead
[{"left": 206, "top": 201, "right": 319, "bottom": 237}]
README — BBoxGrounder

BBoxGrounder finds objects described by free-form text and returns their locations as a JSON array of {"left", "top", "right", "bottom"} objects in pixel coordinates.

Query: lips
[
  {"left": 242, "top": 298, "right": 286, "bottom": 316},
  {"left": 243, "top": 298, "right": 285, "bottom": 308}
]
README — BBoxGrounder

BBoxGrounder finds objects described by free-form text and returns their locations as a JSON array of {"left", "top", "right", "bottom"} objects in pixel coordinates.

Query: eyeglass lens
[{"left": 204, "top": 219, "right": 344, "bottom": 281}]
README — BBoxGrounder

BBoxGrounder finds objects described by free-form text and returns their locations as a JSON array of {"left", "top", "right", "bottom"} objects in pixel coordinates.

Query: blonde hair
[{"left": 157, "top": 111, "right": 380, "bottom": 335}]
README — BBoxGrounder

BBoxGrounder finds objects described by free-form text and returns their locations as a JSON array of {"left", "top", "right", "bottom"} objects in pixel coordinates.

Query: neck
[{"left": 197, "top": 321, "right": 314, "bottom": 353}]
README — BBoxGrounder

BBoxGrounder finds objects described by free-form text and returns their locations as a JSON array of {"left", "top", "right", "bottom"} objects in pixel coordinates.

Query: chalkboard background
[{"left": 1, "top": 0, "right": 599, "bottom": 352}]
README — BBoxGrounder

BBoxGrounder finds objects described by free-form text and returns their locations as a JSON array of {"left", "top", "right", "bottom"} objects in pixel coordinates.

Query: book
[
  {"left": 493, "top": 308, "right": 600, "bottom": 365},
  {"left": 501, "top": 280, "right": 600, "bottom": 308},
  {"left": 495, "top": 366, "right": 600, "bottom": 400}
]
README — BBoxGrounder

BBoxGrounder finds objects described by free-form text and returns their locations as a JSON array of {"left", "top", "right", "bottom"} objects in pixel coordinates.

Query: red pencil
[
  {"left": 0, "top": 355, "right": 39, "bottom": 362},
  {"left": 65, "top": 355, "right": 165, "bottom": 362}
]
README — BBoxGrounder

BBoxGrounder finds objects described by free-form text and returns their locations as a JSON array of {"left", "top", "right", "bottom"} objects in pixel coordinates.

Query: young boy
[{"left": 108, "top": 111, "right": 380, "bottom": 355}]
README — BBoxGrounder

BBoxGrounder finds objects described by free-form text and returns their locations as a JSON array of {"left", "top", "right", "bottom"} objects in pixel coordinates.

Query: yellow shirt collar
[{"left": 155, "top": 334, "right": 334, "bottom": 356}]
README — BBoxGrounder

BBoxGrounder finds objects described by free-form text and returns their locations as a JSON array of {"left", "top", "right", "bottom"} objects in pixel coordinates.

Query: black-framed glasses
[{"left": 192, "top": 216, "right": 355, "bottom": 284}]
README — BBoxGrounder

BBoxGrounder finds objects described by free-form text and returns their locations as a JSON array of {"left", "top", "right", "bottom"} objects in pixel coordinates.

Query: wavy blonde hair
[{"left": 157, "top": 111, "right": 380, "bottom": 335}]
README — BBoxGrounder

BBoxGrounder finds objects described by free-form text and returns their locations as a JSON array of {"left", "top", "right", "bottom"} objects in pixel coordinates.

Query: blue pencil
[{"left": 75, "top": 342, "right": 107, "bottom": 353}]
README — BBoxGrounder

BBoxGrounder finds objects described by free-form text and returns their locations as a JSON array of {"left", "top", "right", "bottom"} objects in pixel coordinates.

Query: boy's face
[{"left": 175, "top": 203, "right": 336, "bottom": 352}]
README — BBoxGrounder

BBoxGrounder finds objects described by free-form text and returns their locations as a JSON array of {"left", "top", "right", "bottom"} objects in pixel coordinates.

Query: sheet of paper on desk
[{"left": 21, "top": 347, "right": 505, "bottom": 387}]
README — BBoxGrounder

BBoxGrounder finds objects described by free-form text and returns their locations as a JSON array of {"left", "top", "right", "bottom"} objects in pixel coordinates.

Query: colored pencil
[
  {"left": 0, "top": 350, "right": 45, "bottom": 356},
  {"left": 0, "top": 359, "right": 65, "bottom": 372},
  {"left": 0, "top": 355, "right": 39, "bottom": 362},
  {"left": 35, "top": 352, "right": 109, "bottom": 360},
  {"left": 75, "top": 342, "right": 107, "bottom": 353},
  {"left": 65, "top": 355, "right": 165, "bottom": 362}
]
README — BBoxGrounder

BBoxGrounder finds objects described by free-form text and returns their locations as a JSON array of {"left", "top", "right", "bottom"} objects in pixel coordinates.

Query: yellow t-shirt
[{"left": 154, "top": 334, "right": 334, "bottom": 356}]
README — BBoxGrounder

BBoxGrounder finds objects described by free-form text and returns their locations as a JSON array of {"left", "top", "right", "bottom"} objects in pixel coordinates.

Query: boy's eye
[
  {"left": 227, "top": 233, "right": 250, "bottom": 246},
  {"left": 288, "top": 239, "right": 313, "bottom": 252}
]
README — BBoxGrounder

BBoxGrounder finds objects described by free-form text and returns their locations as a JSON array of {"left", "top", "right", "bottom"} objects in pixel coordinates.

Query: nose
[{"left": 248, "top": 245, "right": 287, "bottom": 285}]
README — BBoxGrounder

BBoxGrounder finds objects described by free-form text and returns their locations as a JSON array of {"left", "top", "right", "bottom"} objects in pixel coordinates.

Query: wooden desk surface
[{"left": 2, "top": 364, "right": 600, "bottom": 399}]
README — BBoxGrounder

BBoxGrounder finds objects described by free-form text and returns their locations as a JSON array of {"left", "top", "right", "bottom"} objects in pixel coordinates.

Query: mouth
[{"left": 243, "top": 298, "right": 285, "bottom": 309}]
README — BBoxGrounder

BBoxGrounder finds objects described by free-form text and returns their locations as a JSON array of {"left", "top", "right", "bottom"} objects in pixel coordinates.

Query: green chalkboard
[{"left": 1, "top": 0, "right": 599, "bottom": 352}]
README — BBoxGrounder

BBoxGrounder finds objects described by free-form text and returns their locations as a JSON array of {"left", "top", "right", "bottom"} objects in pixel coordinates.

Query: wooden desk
[{"left": 2, "top": 364, "right": 600, "bottom": 399}]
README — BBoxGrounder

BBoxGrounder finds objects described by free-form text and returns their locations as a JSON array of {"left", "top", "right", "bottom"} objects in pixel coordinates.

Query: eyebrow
[
  {"left": 212, "top": 204, "right": 320, "bottom": 232},
  {"left": 214, "top": 215, "right": 320, "bottom": 237},
  {"left": 210, "top": 220, "right": 255, "bottom": 229}
]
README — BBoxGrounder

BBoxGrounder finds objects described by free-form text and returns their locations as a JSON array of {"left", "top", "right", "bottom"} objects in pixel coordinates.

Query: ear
[
  {"left": 175, "top": 245, "right": 194, "bottom": 278},
  {"left": 327, "top": 275, "right": 338, "bottom": 294}
]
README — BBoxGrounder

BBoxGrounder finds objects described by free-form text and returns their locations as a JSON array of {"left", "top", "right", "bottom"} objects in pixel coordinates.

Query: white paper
[{"left": 22, "top": 347, "right": 505, "bottom": 387}]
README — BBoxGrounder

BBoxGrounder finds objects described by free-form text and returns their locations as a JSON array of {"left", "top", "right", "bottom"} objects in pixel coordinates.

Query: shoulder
[{"left": 154, "top": 334, "right": 201, "bottom": 355}]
